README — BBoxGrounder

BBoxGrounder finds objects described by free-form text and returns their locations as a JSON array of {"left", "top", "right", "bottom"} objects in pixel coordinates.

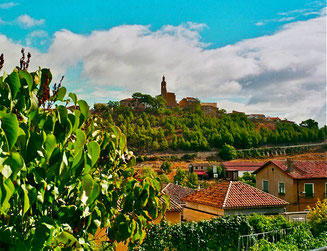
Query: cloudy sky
[{"left": 0, "top": 0, "right": 326, "bottom": 126}]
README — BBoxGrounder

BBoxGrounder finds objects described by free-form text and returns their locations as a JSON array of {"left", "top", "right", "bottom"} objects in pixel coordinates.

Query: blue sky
[{"left": 0, "top": 0, "right": 326, "bottom": 125}]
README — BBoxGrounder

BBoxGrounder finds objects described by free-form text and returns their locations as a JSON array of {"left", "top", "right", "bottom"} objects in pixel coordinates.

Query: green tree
[
  {"left": 219, "top": 144, "right": 237, "bottom": 160},
  {"left": 160, "top": 161, "right": 172, "bottom": 174},
  {"left": 173, "top": 168, "right": 188, "bottom": 186},
  {"left": 0, "top": 55, "right": 167, "bottom": 249},
  {"left": 239, "top": 172, "right": 256, "bottom": 187}
]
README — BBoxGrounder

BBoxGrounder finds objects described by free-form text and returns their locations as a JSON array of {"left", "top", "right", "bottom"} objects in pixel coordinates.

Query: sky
[{"left": 0, "top": 0, "right": 326, "bottom": 126}]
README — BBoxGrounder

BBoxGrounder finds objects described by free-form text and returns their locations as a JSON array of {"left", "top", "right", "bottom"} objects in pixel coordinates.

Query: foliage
[
  {"left": 0, "top": 59, "right": 167, "bottom": 249},
  {"left": 186, "top": 172, "right": 198, "bottom": 189},
  {"left": 94, "top": 101, "right": 327, "bottom": 154},
  {"left": 160, "top": 161, "right": 172, "bottom": 174},
  {"left": 307, "top": 199, "right": 327, "bottom": 236},
  {"left": 239, "top": 172, "right": 256, "bottom": 187},
  {"left": 219, "top": 144, "right": 237, "bottom": 160},
  {"left": 173, "top": 168, "right": 188, "bottom": 186},
  {"left": 131, "top": 213, "right": 327, "bottom": 251},
  {"left": 129, "top": 216, "right": 253, "bottom": 251}
]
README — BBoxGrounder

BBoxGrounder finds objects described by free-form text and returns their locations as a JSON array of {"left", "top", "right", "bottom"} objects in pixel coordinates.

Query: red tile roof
[
  {"left": 254, "top": 160, "right": 327, "bottom": 179},
  {"left": 222, "top": 161, "right": 264, "bottom": 172},
  {"left": 183, "top": 181, "right": 288, "bottom": 209},
  {"left": 162, "top": 183, "right": 194, "bottom": 206}
]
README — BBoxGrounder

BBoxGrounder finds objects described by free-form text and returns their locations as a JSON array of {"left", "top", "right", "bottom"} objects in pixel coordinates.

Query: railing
[
  {"left": 238, "top": 228, "right": 294, "bottom": 251},
  {"left": 304, "top": 193, "right": 315, "bottom": 198}
]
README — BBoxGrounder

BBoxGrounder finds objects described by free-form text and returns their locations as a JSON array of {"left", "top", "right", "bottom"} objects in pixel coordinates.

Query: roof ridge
[{"left": 222, "top": 181, "right": 232, "bottom": 209}]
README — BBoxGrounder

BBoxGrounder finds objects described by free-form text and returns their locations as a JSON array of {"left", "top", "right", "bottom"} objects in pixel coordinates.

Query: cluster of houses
[
  {"left": 231, "top": 110, "right": 294, "bottom": 124},
  {"left": 161, "top": 159, "right": 327, "bottom": 223},
  {"left": 120, "top": 76, "right": 219, "bottom": 116}
]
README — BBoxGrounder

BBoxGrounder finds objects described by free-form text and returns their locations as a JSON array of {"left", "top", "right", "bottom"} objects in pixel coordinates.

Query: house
[
  {"left": 160, "top": 76, "right": 178, "bottom": 108},
  {"left": 222, "top": 161, "right": 264, "bottom": 181},
  {"left": 162, "top": 183, "right": 194, "bottom": 220},
  {"left": 188, "top": 162, "right": 219, "bottom": 179},
  {"left": 182, "top": 181, "right": 288, "bottom": 221},
  {"left": 157, "top": 196, "right": 183, "bottom": 224},
  {"left": 119, "top": 98, "right": 146, "bottom": 111},
  {"left": 200, "top": 103, "right": 218, "bottom": 115},
  {"left": 254, "top": 159, "right": 327, "bottom": 211},
  {"left": 179, "top": 97, "right": 199, "bottom": 110},
  {"left": 267, "top": 117, "right": 281, "bottom": 123},
  {"left": 247, "top": 114, "right": 266, "bottom": 122}
]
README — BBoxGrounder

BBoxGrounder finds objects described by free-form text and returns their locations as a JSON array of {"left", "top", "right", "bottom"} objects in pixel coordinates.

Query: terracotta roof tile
[
  {"left": 162, "top": 183, "right": 194, "bottom": 206},
  {"left": 183, "top": 181, "right": 288, "bottom": 209},
  {"left": 255, "top": 160, "right": 327, "bottom": 179}
]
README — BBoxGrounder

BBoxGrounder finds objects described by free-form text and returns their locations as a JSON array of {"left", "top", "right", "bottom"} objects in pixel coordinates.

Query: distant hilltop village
[
  {"left": 119, "top": 76, "right": 293, "bottom": 123},
  {"left": 120, "top": 76, "right": 220, "bottom": 116}
]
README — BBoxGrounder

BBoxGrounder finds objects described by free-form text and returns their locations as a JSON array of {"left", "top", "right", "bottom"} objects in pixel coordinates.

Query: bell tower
[{"left": 161, "top": 75, "right": 167, "bottom": 97}]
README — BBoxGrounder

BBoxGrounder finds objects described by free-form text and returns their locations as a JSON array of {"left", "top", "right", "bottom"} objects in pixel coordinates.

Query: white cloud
[
  {"left": 0, "top": 13, "right": 326, "bottom": 126},
  {"left": 255, "top": 22, "right": 264, "bottom": 26},
  {"left": 26, "top": 30, "right": 49, "bottom": 47},
  {"left": 0, "top": 2, "right": 18, "bottom": 9},
  {"left": 16, "top": 14, "right": 45, "bottom": 28}
]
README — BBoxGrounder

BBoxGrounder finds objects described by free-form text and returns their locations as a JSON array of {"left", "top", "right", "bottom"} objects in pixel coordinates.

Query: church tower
[{"left": 161, "top": 75, "right": 167, "bottom": 97}]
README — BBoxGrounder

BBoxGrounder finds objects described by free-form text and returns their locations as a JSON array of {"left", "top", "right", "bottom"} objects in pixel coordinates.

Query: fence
[{"left": 238, "top": 228, "right": 294, "bottom": 251}]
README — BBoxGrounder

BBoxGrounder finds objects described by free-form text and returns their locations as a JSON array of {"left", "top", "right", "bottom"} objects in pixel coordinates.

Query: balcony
[{"left": 304, "top": 193, "right": 315, "bottom": 198}]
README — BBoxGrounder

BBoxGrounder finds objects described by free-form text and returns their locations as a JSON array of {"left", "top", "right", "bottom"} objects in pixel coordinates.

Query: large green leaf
[
  {"left": 0, "top": 112, "right": 19, "bottom": 150},
  {"left": 18, "top": 70, "right": 33, "bottom": 92},
  {"left": 73, "top": 129, "right": 86, "bottom": 154},
  {"left": 57, "top": 105, "right": 68, "bottom": 124},
  {"left": 45, "top": 134, "right": 56, "bottom": 161},
  {"left": 78, "top": 100, "right": 89, "bottom": 125},
  {"left": 6, "top": 152, "right": 24, "bottom": 180},
  {"left": 21, "top": 184, "right": 30, "bottom": 217},
  {"left": 87, "top": 141, "right": 100, "bottom": 167},
  {"left": 68, "top": 92, "right": 77, "bottom": 105},
  {"left": 55, "top": 87, "right": 66, "bottom": 101},
  {"left": 81, "top": 174, "right": 94, "bottom": 205},
  {"left": 5, "top": 71, "right": 20, "bottom": 99}
]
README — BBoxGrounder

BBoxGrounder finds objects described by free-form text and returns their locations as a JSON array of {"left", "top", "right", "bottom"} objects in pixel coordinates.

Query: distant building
[
  {"left": 267, "top": 117, "right": 281, "bottom": 123},
  {"left": 179, "top": 97, "right": 199, "bottom": 110},
  {"left": 119, "top": 98, "right": 146, "bottom": 111},
  {"left": 254, "top": 159, "right": 327, "bottom": 211},
  {"left": 247, "top": 114, "right": 266, "bottom": 122},
  {"left": 222, "top": 161, "right": 264, "bottom": 180},
  {"left": 183, "top": 181, "right": 289, "bottom": 221},
  {"left": 160, "top": 76, "right": 178, "bottom": 108},
  {"left": 201, "top": 102, "right": 218, "bottom": 115},
  {"left": 231, "top": 110, "right": 245, "bottom": 115}
]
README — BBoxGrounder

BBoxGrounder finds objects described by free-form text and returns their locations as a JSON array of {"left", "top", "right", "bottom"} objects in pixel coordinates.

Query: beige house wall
[
  {"left": 256, "top": 163, "right": 327, "bottom": 211},
  {"left": 183, "top": 201, "right": 224, "bottom": 221},
  {"left": 256, "top": 163, "right": 296, "bottom": 205}
]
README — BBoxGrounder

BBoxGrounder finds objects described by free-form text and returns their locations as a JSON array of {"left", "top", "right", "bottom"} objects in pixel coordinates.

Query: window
[
  {"left": 325, "top": 183, "right": 327, "bottom": 198},
  {"left": 263, "top": 180, "right": 269, "bottom": 193},
  {"left": 304, "top": 183, "right": 314, "bottom": 198},
  {"left": 279, "top": 182, "right": 285, "bottom": 195}
]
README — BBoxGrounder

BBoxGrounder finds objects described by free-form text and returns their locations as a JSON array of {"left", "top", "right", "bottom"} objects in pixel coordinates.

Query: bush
[
  {"left": 308, "top": 199, "right": 327, "bottom": 236},
  {"left": 219, "top": 144, "right": 237, "bottom": 160},
  {"left": 160, "top": 161, "right": 172, "bottom": 174}
]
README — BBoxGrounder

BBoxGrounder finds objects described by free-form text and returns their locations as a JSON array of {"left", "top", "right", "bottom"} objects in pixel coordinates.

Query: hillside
[{"left": 93, "top": 104, "right": 327, "bottom": 154}]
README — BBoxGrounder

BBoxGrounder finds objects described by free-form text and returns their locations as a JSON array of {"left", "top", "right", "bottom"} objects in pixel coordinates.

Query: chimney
[{"left": 286, "top": 158, "right": 294, "bottom": 173}]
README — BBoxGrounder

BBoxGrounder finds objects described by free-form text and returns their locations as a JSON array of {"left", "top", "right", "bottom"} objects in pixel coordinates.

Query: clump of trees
[
  {"left": 173, "top": 168, "right": 198, "bottom": 188},
  {"left": 0, "top": 52, "right": 167, "bottom": 249},
  {"left": 94, "top": 99, "right": 327, "bottom": 154}
]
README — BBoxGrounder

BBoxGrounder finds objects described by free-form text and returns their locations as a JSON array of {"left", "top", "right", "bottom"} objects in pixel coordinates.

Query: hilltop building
[
  {"left": 160, "top": 76, "right": 178, "bottom": 108},
  {"left": 200, "top": 102, "right": 218, "bottom": 115},
  {"left": 179, "top": 97, "right": 199, "bottom": 110}
]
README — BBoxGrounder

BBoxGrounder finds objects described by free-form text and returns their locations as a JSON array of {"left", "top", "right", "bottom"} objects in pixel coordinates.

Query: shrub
[
  {"left": 308, "top": 199, "right": 327, "bottom": 236},
  {"left": 219, "top": 144, "right": 237, "bottom": 160},
  {"left": 160, "top": 161, "right": 172, "bottom": 174}
]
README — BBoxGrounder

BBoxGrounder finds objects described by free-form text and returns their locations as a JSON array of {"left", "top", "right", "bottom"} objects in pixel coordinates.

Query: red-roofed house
[
  {"left": 254, "top": 159, "right": 327, "bottom": 211},
  {"left": 182, "top": 181, "right": 288, "bottom": 221},
  {"left": 222, "top": 161, "right": 264, "bottom": 180}
]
